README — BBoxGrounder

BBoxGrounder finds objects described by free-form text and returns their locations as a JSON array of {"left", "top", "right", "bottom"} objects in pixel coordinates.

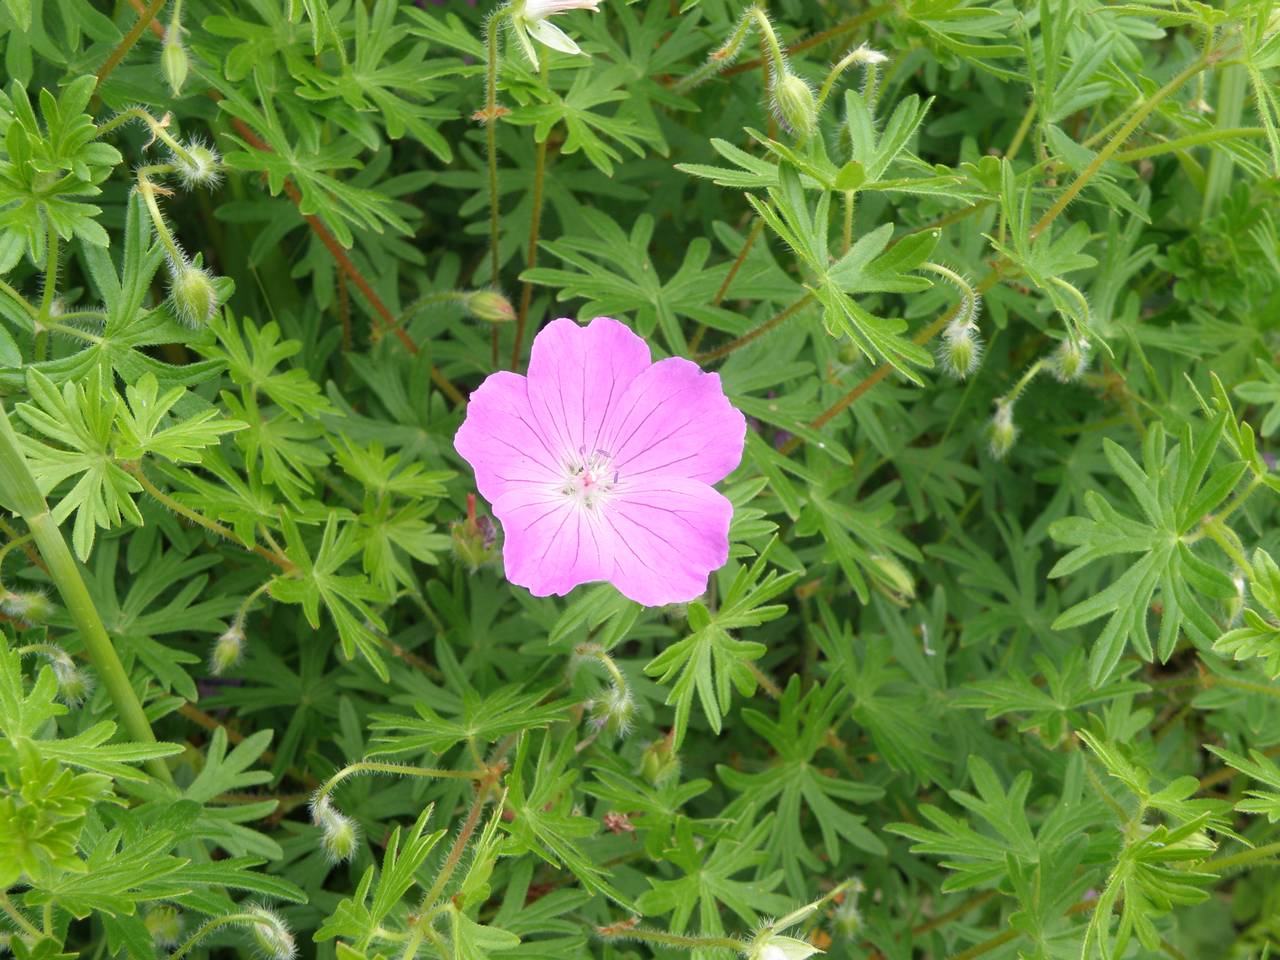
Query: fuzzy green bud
[
  {"left": 590, "top": 683, "right": 635, "bottom": 739},
  {"left": 168, "top": 261, "right": 218, "bottom": 328},
  {"left": 173, "top": 141, "right": 222, "bottom": 189},
  {"left": 53, "top": 662, "right": 92, "bottom": 707},
  {"left": 2, "top": 590, "right": 55, "bottom": 625},
  {"left": 161, "top": 30, "right": 189, "bottom": 97},
  {"left": 986, "top": 401, "right": 1017, "bottom": 460},
  {"left": 1051, "top": 337, "right": 1091, "bottom": 383},
  {"left": 248, "top": 906, "right": 296, "bottom": 960},
  {"left": 640, "top": 735, "right": 680, "bottom": 786},
  {"left": 311, "top": 794, "right": 359, "bottom": 863},
  {"left": 464, "top": 290, "right": 515, "bottom": 324},
  {"left": 210, "top": 624, "right": 245, "bottom": 676},
  {"left": 773, "top": 72, "right": 818, "bottom": 139},
  {"left": 144, "top": 906, "right": 183, "bottom": 948},
  {"left": 938, "top": 322, "right": 982, "bottom": 380},
  {"left": 869, "top": 553, "right": 914, "bottom": 606}
]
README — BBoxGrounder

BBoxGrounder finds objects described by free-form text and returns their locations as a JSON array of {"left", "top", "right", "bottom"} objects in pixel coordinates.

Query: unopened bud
[
  {"left": 938, "top": 321, "right": 982, "bottom": 379},
  {"left": 247, "top": 906, "right": 296, "bottom": 960},
  {"left": 144, "top": 906, "right": 183, "bottom": 948},
  {"left": 53, "top": 661, "right": 92, "bottom": 707},
  {"left": 1050, "top": 337, "right": 1091, "bottom": 383},
  {"left": 640, "top": 735, "right": 680, "bottom": 786},
  {"left": 452, "top": 494, "right": 498, "bottom": 570},
  {"left": 869, "top": 553, "right": 914, "bottom": 606},
  {"left": 773, "top": 72, "right": 817, "bottom": 139},
  {"left": 173, "top": 141, "right": 222, "bottom": 189},
  {"left": 464, "top": 290, "right": 515, "bottom": 324},
  {"left": 210, "top": 624, "right": 245, "bottom": 676},
  {"left": 161, "top": 28, "right": 189, "bottom": 97},
  {"left": 987, "top": 401, "right": 1017, "bottom": 460},
  {"left": 2, "top": 590, "right": 54, "bottom": 626},
  {"left": 590, "top": 683, "right": 634, "bottom": 739},
  {"left": 168, "top": 260, "right": 218, "bottom": 327},
  {"left": 311, "top": 794, "right": 359, "bottom": 863},
  {"left": 749, "top": 933, "right": 821, "bottom": 960}
]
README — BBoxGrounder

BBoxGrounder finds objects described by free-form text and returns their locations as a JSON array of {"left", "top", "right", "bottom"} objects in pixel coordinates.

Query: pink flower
[{"left": 455, "top": 317, "right": 746, "bottom": 606}]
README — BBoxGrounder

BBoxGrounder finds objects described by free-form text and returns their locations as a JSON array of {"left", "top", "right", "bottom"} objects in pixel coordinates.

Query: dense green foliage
[{"left": 1, "top": 0, "right": 1280, "bottom": 957}]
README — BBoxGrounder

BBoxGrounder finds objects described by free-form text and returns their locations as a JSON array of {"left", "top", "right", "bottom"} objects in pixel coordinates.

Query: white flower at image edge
[
  {"left": 510, "top": 0, "right": 601, "bottom": 67},
  {"left": 753, "top": 936, "right": 822, "bottom": 960}
]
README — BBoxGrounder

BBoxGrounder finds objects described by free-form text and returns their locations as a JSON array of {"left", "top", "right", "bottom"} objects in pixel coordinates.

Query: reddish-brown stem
[
  {"left": 96, "top": 0, "right": 167, "bottom": 92},
  {"left": 513, "top": 134, "right": 550, "bottom": 371},
  {"left": 227, "top": 117, "right": 465, "bottom": 406},
  {"left": 689, "top": 218, "right": 764, "bottom": 355},
  {"left": 696, "top": 292, "right": 814, "bottom": 364},
  {"left": 723, "top": 5, "right": 890, "bottom": 78}
]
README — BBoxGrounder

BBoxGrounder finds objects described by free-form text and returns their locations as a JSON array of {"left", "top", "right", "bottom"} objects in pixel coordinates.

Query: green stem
[
  {"left": 1031, "top": 52, "right": 1216, "bottom": 239},
  {"left": 1117, "top": 126, "right": 1264, "bottom": 162},
  {"left": 168, "top": 912, "right": 264, "bottom": 960},
  {"left": 1210, "top": 839, "right": 1280, "bottom": 873},
  {"left": 1209, "top": 672, "right": 1280, "bottom": 700},
  {"left": 674, "top": 7, "right": 756, "bottom": 92},
  {"left": 137, "top": 173, "right": 185, "bottom": 265},
  {"left": 0, "top": 277, "right": 38, "bottom": 319},
  {"left": 748, "top": 7, "right": 787, "bottom": 81},
  {"left": 596, "top": 926, "right": 745, "bottom": 952},
  {"left": 0, "top": 405, "right": 171, "bottom": 784},
  {"left": 34, "top": 221, "right": 59, "bottom": 362},
  {"left": 0, "top": 891, "right": 42, "bottom": 939},
  {"left": 313, "top": 760, "right": 487, "bottom": 810},
  {"left": 93, "top": 0, "right": 167, "bottom": 94},
  {"left": 696, "top": 292, "right": 814, "bottom": 364},
  {"left": 485, "top": 12, "right": 504, "bottom": 289},
  {"left": 999, "top": 359, "right": 1046, "bottom": 407},
  {"left": 96, "top": 108, "right": 199, "bottom": 167}
]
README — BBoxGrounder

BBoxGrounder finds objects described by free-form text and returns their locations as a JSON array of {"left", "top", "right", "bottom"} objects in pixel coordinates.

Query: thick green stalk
[{"left": 0, "top": 405, "right": 172, "bottom": 784}]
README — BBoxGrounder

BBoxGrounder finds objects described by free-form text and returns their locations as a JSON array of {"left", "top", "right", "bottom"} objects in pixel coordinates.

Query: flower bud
[
  {"left": 144, "top": 905, "right": 183, "bottom": 948},
  {"left": 53, "top": 661, "right": 92, "bottom": 707},
  {"left": 1050, "top": 337, "right": 1091, "bottom": 383},
  {"left": 773, "top": 72, "right": 818, "bottom": 139},
  {"left": 464, "top": 290, "right": 515, "bottom": 324},
  {"left": 640, "top": 735, "right": 680, "bottom": 786},
  {"left": 161, "top": 29, "right": 189, "bottom": 97},
  {"left": 869, "top": 553, "right": 914, "bottom": 606},
  {"left": 590, "top": 683, "right": 635, "bottom": 739},
  {"left": 168, "top": 260, "right": 218, "bottom": 327},
  {"left": 210, "top": 624, "right": 245, "bottom": 676},
  {"left": 938, "top": 321, "right": 982, "bottom": 379},
  {"left": 2, "top": 590, "right": 55, "bottom": 626},
  {"left": 452, "top": 494, "right": 498, "bottom": 570},
  {"left": 173, "top": 141, "right": 222, "bottom": 189},
  {"left": 247, "top": 906, "right": 296, "bottom": 960},
  {"left": 311, "top": 794, "right": 360, "bottom": 863},
  {"left": 987, "top": 401, "right": 1017, "bottom": 460}
]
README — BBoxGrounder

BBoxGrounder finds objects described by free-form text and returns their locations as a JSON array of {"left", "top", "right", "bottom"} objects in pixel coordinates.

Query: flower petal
[
  {"left": 604, "top": 477, "right": 733, "bottom": 606},
  {"left": 495, "top": 489, "right": 614, "bottom": 597},
  {"left": 526, "top": 18, "right": 582, "bottom": 55},
  {"left": 454, "top": 371, "right": 561, "bottom": 504},
  {"left": 602, "top": 357, "right": 746, "bottom": 485},
  {"left": 525, "top": 317, "right": 653, "bottom": 463}
]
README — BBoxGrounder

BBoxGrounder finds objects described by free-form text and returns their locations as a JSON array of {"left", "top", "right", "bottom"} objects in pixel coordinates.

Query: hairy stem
[{"left": 94, "top": 0, "right": 167, "bottom": 93}]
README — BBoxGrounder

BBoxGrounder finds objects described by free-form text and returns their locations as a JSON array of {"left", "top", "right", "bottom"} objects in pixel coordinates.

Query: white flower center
[{"left": 560, "top": 448, "right": 618, "bottom": 510}]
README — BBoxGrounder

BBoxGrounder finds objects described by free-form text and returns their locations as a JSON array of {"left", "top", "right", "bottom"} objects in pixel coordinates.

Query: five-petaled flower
[
  {"left": 508, "top": 0, "right": 601, "bottom": 68},
  {"left": 455, "top": 317, "right": 746, "bottom": 606}
]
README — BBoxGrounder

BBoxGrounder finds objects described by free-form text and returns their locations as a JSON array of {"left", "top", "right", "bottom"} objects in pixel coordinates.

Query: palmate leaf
[
  {"left": 1205, "top": 745, "right": 1280, "bottom": 822},
  {"left": 719, "top": 677, "right": 886, "bottom": 896},
  {"left": 644, "top": 543, "right": 798, "bottom": 747},
  {"left": 1048, "top": 415, "right": 1245, "bottom": 683},
  {"left": 634, "top": 815, "right": 793, "bottom": 940},
  {"left": 271, "top": 514, "right": 390, "bottom": 680}
]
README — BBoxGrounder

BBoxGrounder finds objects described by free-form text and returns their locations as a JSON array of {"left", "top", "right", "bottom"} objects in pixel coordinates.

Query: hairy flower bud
[
  {"left": 210, "top": 624, "right": 245, "bottom": 676},
  {"left": 773, "top": 72, "right": 818, "bottom": 138},
  {"left": 869, "top": 553, "right": 914, "bottom": 606},
  {"left": 1050, "top": 337, "right": 1091, "bottom": 383},
  {"left": 590, "top": 683, "right": 635, "bottom": 739},
  {"left": 247, "top": 906, "right": 296, "bottom": 960},
  {"left": 938, "top": 320, "right": 982, "bottom": 380},
  {"left": 168, "top": 260, "right": 218, "bottom": 327},
  {"left": 53, "top": 661, "right": 92, "bottom": 707},
  {"left": 987, "top": 401, "right": 1017, "bottom": 460},
  {"left": 464, "top": 289, "right": 515, "bottom": 323},
  {"left": 452, "top": 494, "right": 498, "bottom": 570},
  {"left": 311, "top": 794, "right": 359, "bottom": 863},
  {"left": 144, "top": 905, "right": 183, "bottom": 948},
  {"left": 173, "top": 141, "right": 222, "bottom": 189},
  {"left": 2, "top": 590, "right": 54, "bottom": 626}
]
